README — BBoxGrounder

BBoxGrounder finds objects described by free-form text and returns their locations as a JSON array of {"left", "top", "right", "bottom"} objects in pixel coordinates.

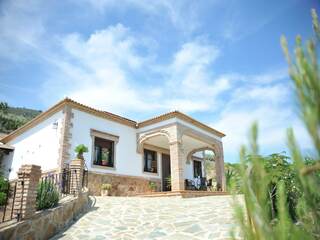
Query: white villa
[{"left": 0, "top": 98, "right": 226, "bottom": 195}]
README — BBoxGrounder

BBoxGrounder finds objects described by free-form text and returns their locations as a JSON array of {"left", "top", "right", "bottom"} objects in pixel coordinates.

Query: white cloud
[
  {"left": 62, "top": 25, "right": 143, "bottom": 70},
  {"left": 81, "top": 0, "right": 202, "bottom": 33},
  {"left": 39, "top": 24, "right": 159, "bottom": 114},
  {"left": 164, "top": 40, "right": 229, "bottom": 111},
  {"left": 213, "top": 75, "right": 311, "bottom": 162},
  {"left": 39, "top": 31, "right": 228, "bottom": 115}
]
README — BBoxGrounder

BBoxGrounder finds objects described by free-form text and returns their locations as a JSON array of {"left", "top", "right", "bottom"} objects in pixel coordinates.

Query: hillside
[{"left": 0, "top": 102, "right": 41, "bottom": 134}]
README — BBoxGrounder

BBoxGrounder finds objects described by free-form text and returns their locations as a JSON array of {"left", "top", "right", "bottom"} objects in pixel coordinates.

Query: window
[
  {"left": 93, "top": 137, "right": 114, "bottom": 168},
  {"left": 193, "top": 160, "right": 202, "bottom": 178},
  {"left": 144, "top": 149, "right": 157, "bottom": 173}
]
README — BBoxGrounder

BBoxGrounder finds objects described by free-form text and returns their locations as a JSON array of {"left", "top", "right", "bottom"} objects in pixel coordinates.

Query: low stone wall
[
  {"left": 0, "top": 191, "right": 89, "bottom": 240},
  {"left": 88, "top": 171, "right": 161, "bottom": 196}
]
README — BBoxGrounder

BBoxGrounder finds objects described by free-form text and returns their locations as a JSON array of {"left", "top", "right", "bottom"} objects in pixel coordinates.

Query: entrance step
[{"left": 134, "top": 190, "right": 229, "bottom": 198}]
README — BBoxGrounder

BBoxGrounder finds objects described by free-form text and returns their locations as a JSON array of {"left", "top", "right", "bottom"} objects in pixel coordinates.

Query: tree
[{"left": 0, "top": 102, "right": 8, "bottom": 114}]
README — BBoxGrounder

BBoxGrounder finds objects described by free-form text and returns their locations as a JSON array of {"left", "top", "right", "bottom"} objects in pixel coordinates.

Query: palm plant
[{"left": 74, "top": 144, "right": 88, "bottom": 159}]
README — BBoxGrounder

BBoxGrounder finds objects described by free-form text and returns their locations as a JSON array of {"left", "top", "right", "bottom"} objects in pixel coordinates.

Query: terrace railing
[
  {"left": 0, "top": 179, "right": 21, "bottom": 224},
  {"left": 0, "top": 163, "right": 88, "bottom": 226}
]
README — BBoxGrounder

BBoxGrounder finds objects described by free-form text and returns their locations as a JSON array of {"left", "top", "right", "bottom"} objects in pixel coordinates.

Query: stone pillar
[
  {"left": 14, "top": 165, "right": 41, "bottom": 220},
  {"left": 58, "top": 104, "right": 73, "bottom": 173},
  {"left": 215, "top": 143, "right": 226, "bottom": 191},
  {"left": 69, "top": 158, "right": 84, "bottom": 196},
  {"left": 169, "top": 142, "right": 185, "bottom": 191}
]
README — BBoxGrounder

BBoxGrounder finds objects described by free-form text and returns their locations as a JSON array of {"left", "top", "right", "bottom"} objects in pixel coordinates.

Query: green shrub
[
  {"left": 148, "top": 181, "right": 157, "bottom": 191},
  {"left": 232, "top": 9, "right": 320, "bottom": 239},
  {"left": 0, "top": 192, "right": 7, "bottom": 206},
  {"left": 101, "top": 183, "right": 112, "bottom": 190},
  {"left": 0, "top": 176, "right": 9, "bottom": 206},
  {"left": 36, "top": 180, "right": 59, "bottom": 210},
  {"left": 74, "top": 144, "right": 88, "bottom": 159}
]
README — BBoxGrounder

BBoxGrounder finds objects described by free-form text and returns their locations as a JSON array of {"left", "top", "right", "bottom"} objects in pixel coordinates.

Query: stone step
[{"left": 135, "top": 190, "right": 229, "bottom": 198}]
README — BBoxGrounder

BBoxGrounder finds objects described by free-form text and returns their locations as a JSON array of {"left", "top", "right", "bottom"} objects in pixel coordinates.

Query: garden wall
[
  {"left": 88, "top": 171, "right": 161, "bottom": 196},
  {"left": 0, "top": 190, "right": 89, "bottom": 240}
]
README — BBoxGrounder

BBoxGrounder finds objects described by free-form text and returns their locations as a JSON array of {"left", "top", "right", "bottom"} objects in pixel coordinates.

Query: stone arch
[
  {"left": 186, "top": 146, "right": 220, "bottom": 164},
  {"left": 186, "top": 144, "right": 225, "bottom": 191},
  {"left": 137, "top": 130, "right": 171, "bottom": 153}
]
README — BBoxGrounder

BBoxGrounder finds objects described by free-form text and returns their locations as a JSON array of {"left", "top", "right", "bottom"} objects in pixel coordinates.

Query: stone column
[
  {"left": 215, "top": 143, "right": 226, "bottom": 191},
  {"left": 14, "top": 164, "right": 41, "bottom": 220},
  {"left": 58, "top": 104, "right": 73, "bottom": 173},
  {"left": 69, "top": 158, "right": 84, "bottom": 196},
  {"left": 169, "top": 141, "right": 185, "bottom": 191}
]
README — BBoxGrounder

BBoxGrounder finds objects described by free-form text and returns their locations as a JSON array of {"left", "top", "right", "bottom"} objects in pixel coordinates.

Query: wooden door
[{"left": 161, "top": 154, "right": 171, "bottom": 191}]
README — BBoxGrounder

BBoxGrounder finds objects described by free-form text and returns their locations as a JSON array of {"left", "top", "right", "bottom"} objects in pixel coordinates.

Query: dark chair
[
  {"left": 207, "top": 178, "right": 217, "bottom": 191},
  {"left": 207, "top": 178, "right": 212, "bottom": 187},
  {"left": 185, "top": 179, "right": 196, "bottom": 190},
  {"left": 200, "top": 177, "right": 207, "bottom": 191}
]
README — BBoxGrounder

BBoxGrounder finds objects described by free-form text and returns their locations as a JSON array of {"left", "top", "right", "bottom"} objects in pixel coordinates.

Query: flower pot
[
  {"left": 101, "top": 189, "right": 110, "bottom": 196},
  {"left": 101, "top": 160, "right": 108, "bottom": 166}
]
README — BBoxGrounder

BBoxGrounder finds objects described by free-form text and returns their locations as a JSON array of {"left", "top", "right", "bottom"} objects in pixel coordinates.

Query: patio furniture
[
  {"left": 207, "top": 179, "right": 217, "bottom": 191},
  {"left": 193, "top": 176, "right": 201, "bottom": 190},
  {"left": 199, "top": 177, "right": 207, "bottom": 191},
  {"left": 185, "top": 179, "right": 196, "bottom": 190}
]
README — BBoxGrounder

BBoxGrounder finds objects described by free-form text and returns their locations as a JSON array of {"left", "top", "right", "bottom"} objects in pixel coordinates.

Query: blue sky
[{"left": 0, "top": 0, "right": 318, "bottom": 162}]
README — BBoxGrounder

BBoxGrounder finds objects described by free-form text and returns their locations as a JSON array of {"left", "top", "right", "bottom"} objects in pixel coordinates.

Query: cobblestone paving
[{"left": 52, "top": 195, "right": 243, "bottom": 240}]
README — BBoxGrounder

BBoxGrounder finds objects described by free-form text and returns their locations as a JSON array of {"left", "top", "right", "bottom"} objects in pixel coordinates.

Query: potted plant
[
  {"left": 101, "top": 183, "right": 112, "bottom": 196},
  {"left": 165, "top": 176, "right": 171, "bottom": 191},
  {"left": 101, "top": 149, "right": 109, "bottom": 166},
  {"left": 148, "top": 181, "right": 157, "bottom": 192},
  {"left": 74, "top": 144, "right": 88, "bottom": 160}
]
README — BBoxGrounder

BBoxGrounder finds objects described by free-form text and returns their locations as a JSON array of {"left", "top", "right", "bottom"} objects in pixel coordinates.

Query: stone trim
[
  {"left": 137, "top": 130, "right": 171, "bottom": 153},
  {"left": 90, "top": 129, "right": 118, "bottom": 171},
  {"left": 192, "top": 156, "right": 204, "bottom": 162},
  {"left": 90, "top": 129, "right": 119, "bottom": 143},
  {"left": 141, "top": 146, "right": 160, "bottom": 176},
  {"left": 137, "top": 111, "right": 225, "bottom": 137},
  {"left": 186, "top": 146, "right": 219, "bottom": 163},
  {"left": 58, "top": 105, "right": 73, "bottom": 172}
]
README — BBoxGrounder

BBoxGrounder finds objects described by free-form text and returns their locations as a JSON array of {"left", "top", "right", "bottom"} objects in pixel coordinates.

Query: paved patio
[{"left": 52, "top": 195, "right": 242, "bottom": 240}]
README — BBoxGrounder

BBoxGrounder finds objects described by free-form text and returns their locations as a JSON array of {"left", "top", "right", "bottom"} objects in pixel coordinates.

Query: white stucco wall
[
  {"left": 2, "top": 110, "right": 64, "bottom": 179},
  {"left": 70, "top": 109, "right": 161, "bottom": 179}
]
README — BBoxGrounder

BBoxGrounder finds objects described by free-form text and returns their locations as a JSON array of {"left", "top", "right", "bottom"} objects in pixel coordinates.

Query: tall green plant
[
  {"left": 0, "top": 176, "right": 9, "bottom": 206},
  {"left": 36, "top": 180, "right": 59, "bottom": 210},
  {"left": 232, "top": 9, "right": 320, "bottom": 239}
]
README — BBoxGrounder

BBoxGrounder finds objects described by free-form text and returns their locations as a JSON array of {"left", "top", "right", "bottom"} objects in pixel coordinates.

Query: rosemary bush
[
  {"left": 36, "top": 180, "right": 59, "bottom": 210},
  {"left": 233, "top": 9, "right": 320, "bottom": 239}
]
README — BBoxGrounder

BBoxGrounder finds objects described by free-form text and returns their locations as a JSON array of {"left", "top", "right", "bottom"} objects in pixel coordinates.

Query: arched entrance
[
  {"left": 137, "top": 130, "right": 172, "bottom": 191},
  {"left": 185, "top": 147, "right": 225, "bottom": 191},
  {"left": 137, "top": 123, "right": 226, "bottom": 192}
]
